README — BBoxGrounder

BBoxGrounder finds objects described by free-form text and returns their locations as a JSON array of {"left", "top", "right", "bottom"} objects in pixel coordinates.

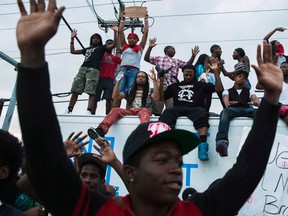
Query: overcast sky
[{"left": 1, "top": 0, "right": 288, "bottom": 136}]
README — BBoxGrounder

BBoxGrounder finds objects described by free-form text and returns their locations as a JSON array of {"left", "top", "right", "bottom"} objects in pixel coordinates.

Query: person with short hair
[
  {"left": 210, "top": 44, "right": 226, "bottom": 108},
  {"left": 215, "top": 70, "right": 260, "bottom": 157},
  {"left": 221, "top": 47, "right": 252, "bottom": 89},
  {"left": 159, "top": 61, "right": 223, "bottom": 161},
  {"left": 15, "top": 0, "right": 283, "bottom": 215},
  {"left": 144, "top": 37, "right": 199, "bottom": 115},
  {"left": 78, "top": 153, "right": 107, "bottom": 192}
]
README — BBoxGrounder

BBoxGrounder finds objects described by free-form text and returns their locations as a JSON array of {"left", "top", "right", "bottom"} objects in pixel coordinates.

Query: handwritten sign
[
  {"left": 123, "top": 6, "right": 147, "bottom": 18},
  {"left": 239, "top": 127, "right": 288, "bottom": 216}
]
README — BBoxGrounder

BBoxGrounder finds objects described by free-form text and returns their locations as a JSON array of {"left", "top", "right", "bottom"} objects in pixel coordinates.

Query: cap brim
[
  {"left": 78, "top": 154, "right": 107, "bottom": 174},
  {"left": 144, "top": 129, "right": 200, "bottom": 155}
]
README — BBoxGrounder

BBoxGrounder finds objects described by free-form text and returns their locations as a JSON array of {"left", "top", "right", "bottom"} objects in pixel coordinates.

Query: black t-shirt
[
  {"left": 81, "top": 45, "right": 107, "bottom": 70},
  {"left": 164, "top": 80, "right": 215, "bottom": 108}
]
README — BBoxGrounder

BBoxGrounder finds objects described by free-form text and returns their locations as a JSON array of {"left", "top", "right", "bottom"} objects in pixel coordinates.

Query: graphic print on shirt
[
  {"left": 178, "top": 84, "right": 194, "bottom": 103},
  {"left": 102, "top": 55, "right": 114, "bottom": 65},
  {"left": 84, "top": 47, "right": 97, "bottom": 62},
  {"left": 130, "top": 89, "right": 153, "bottom": 108}
]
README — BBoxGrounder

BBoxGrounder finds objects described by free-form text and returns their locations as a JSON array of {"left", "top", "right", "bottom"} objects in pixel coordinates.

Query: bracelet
[{"left": 70, "top": 43, "right": 74, "bottom": 45}]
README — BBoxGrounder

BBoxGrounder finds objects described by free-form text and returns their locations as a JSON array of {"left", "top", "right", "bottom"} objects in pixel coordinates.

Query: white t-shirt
[{"left": 223, "top": 88, "right": 256, "bottom": 98}]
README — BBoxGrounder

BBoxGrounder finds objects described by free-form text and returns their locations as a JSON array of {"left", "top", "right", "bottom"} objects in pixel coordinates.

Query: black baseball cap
[
  {"left": 78, "top": 153, "right": 107, "bottom": 178},
  {"left": 123, "top": 121, "right": 200, "bottom": 164},
  {"left": 235, "top": 70, "right": 248, "bottom": 79}
]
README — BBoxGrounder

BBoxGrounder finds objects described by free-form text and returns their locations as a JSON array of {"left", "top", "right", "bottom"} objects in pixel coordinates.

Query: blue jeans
[
  {"left": 216, "top": 107, "right": 256, "bottom": 142},
  {"left": 117, "top": 67, "right": 139, "bottom": 92}
]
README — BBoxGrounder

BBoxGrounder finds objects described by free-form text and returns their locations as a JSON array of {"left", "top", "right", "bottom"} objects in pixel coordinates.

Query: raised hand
[
  {"left": 276, "top": 27, "right": 287, "bottom": 32},
  {"left": 252, "top": 40, "right": 283, "bottom": 104},
  {"left": 112, "top": 24, "right": 118, "bottom": 32},
  {"left": 64, "top": 131, "right": 89, "bottom": 158},
  {"left": 218, "top": 59, "right": 225, "bottom": 68},
  {"left": 93, "top": 138, "right": 117, "bottom": 165},
  {"left": 208, "top": 57, "right": 219, "bottom": 71},
  {"left": 192, "top": 46, "right": 200, "bottom": 57},
  {"left": 71, "top": 29, "right": 78, "bottom": 38},
  {"left": 93, "top": 138, "right": 127, "bottom": 189},
  {"left": 17, "top": 0, "right": 65, "bottom": 68},
  {"left": 149, "top": 37, "right": 157, "bottom": 48},
  {"left": 17, "top": 0, "right": 65, "bottom": 51}
]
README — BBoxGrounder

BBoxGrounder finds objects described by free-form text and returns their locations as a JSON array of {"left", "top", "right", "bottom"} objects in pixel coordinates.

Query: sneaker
[
  {"left": 216, "top": 140, "right": 229, "bottom": 157},
  {"left": 198, "top": 142, "right": 209, "bottom": 161},
  {"left": 87, "top": 127, "right": 105, "bottom": 139},
  {"left": 63, "top": 109, "right": 72, "bottom": 114}
]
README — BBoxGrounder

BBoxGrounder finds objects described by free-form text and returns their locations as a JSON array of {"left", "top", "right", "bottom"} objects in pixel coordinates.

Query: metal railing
[{"left": 0, "top": 51, "right": 18, "bottom": 131}]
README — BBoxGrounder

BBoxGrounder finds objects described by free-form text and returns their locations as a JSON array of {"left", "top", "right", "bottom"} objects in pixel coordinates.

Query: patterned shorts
[{"left": 71, "top": 67, "right": 99, "bottom": 95}]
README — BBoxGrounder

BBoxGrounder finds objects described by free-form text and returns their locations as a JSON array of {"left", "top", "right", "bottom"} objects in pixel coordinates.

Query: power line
[
  {"left": 0, "top": 20, "right": 98, "bottom": 31},
  {"left": 1, "top": 6, "right": 287, "bottom": 17},
  {"left": 153, "top": 8, "right": 288, "bottom": 18},
  {"left": 158, "top": 37, "right": 288, "bottom": 45},
  {"left": 0, "top": 2, "right": 28, "bottom": 6},
  {"left": 0, "top": 4, "right": 113, "bottom": 16}
]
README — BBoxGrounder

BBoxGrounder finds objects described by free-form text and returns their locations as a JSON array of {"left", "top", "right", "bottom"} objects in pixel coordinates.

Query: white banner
[{"left": 239, "top": 127, "right": 288, "bottom": 216}]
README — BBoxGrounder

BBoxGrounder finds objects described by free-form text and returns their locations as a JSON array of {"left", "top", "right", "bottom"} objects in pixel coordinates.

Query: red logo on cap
[{"left": 148, "top": 122, "right": 171, "bottom": 138}]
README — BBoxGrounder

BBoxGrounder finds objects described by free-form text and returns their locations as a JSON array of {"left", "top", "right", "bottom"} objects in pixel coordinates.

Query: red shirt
[
  {"left": 99, "top": 53, "right": 121, "bottom": 79},
  {"left": 73, "top": 184, "right": 203, "bottom": 216}
]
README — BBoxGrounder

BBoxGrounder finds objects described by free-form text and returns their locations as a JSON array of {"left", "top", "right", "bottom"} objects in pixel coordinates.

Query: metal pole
[
  {"left": 2, "top": 86, "right": 17, "bottom": 131},
  {"left": 61, "top": 15, "right": 85, "bottom": 49},
  {"left": 0, "top": 99, "right": 10, "bottom": 118},
  {"left": 56, "top": 7, "right": 85, "bottom": 49},
  {"left": 0, "top": 51, "right": 18, "bottom": 131}
]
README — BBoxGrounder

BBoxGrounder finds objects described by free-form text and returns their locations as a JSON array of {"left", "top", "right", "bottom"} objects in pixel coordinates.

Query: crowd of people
[{"left": 1, "top": 0, "right": 288, "bottom": 215}]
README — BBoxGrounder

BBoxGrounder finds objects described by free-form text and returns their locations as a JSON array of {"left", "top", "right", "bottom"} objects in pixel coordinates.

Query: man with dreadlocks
[
  {"left": 87, "top": 69, "right": 161, "bottom": 139},
  {"left": 65, "top": 26, "right": 118, "bottom": 115}
]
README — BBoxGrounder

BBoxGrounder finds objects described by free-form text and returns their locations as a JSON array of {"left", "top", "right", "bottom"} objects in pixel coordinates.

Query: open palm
[{"left": 16, "top": 0, "right": 64, "bottom": 50}]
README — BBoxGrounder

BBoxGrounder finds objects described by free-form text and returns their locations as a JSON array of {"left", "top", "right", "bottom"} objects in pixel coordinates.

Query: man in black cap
[
  {"left": 78, "top": 153, "right": 107, "bottom": 191},
  {"left": 215, "top": 70, "right": 260, "bottom": 157},
  {"left": 15, "top": 0, "right": 283, "bottom": 215}
]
